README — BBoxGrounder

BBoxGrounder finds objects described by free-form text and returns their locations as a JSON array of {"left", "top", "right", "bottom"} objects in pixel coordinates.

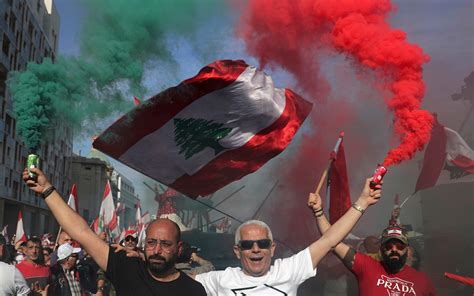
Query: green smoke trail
[{"left": 7, "top": 0, "right": 225, "bottom": 150}]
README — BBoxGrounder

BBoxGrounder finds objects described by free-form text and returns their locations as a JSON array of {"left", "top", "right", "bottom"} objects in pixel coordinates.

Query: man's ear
[
  {"left": 233, "top": 245, "right": 241, "bottom": 260},
  {"left": 270, "top": 242, "right": 276, "bottom": 258}
]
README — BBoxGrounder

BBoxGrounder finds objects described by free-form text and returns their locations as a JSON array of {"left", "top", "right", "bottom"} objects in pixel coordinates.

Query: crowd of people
[{"left": 0, "top": 167, "right": 440, "bottom": 295}]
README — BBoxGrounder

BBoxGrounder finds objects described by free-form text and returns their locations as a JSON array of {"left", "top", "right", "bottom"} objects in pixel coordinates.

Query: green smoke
[{"left": 7, "top": 0, "right": 225, "bottom": 150}]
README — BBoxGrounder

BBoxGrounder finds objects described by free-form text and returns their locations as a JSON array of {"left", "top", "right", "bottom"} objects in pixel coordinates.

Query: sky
[{"left": 52, "top": 0, "right": 473, "bottom": 241}]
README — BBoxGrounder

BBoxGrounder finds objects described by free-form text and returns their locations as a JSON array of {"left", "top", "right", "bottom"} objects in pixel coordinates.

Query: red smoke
[
  {"left": 237, "top": 0, "right": 432, "bottom": 248},
  {"left": 238, "top": 0, "right": 432, "bottom": 167}
]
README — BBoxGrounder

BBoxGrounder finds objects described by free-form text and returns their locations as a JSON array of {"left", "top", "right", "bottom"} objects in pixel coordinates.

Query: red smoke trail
[
  {"left": 237, "top": 0, "right": 432, "bottom": 248},
  {"left": 238, "top": 0, "right": 432, "bottom": 167}
]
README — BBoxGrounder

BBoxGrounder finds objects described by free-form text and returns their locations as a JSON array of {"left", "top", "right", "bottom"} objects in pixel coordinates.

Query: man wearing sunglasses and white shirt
[
  {"left": 194, "top": 178, "right": 382, "bottom": 295},
  {"left": 309, "top": 191, "right": 435, "bottom": 296}
]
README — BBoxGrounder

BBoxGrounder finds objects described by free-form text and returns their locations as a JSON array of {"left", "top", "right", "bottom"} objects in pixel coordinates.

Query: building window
[{"left": 2, "top": 33, "right": 10, "bottom": 56}]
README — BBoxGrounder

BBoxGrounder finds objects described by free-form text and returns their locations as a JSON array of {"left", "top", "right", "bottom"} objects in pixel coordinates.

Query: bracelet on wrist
[
  {"left": 313, "top": 208, "right": 323, "bottom": 214},
  {"left": 315, "top": 211, "right": 324, "bottom": 218},
  {"left": 41, "top": 186, "right": 56, "bottom": 200},
  {"left": 351, "top": 202, "right": 365, "bottom": 214}
]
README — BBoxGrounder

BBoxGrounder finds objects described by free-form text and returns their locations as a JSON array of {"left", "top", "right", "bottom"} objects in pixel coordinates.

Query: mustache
[
  {"left": 148, "top": 254, "right": 166, "bottom": 261},
  {"left": 388, "top": 252, "right": 400, "bottom": 258}
]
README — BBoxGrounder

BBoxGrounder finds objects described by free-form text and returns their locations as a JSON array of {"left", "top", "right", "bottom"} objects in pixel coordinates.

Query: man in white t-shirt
[{"left": 195, "top": 178, "right": 382, "bottom": 295}]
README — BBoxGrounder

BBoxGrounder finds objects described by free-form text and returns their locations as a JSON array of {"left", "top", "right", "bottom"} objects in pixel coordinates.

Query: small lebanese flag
[
  {"left": 15, "top": 211, "right": 27, "bottom": 244},
  {"left": 416, "top": 117, "right": 474, "bottom": 191},
  {"left": 135, "top": 201, "right": 142, "bottom": 230},
  {"left": 99, "top": 181, "right": 118, "bottom": 232},
  {"left": 91, "top": 216, "right": 100, "bottom": 234},
  {"left": 133, "top": 96, "right": 141, "bottom": 106},
  {"left": 93, "top": 60, "right": 312, "bottom": 197},
  {"left": 67, "top": 184, "right": 78, "bottom": 212}
]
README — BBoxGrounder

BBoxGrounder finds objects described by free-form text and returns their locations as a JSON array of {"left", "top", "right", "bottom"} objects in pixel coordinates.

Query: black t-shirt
[{"left": 105, "top": 247, "right": 206, "bottom": 296}]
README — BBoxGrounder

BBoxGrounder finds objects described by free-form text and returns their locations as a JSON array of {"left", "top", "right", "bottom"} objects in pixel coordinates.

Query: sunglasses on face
[
  {"left": 238, "top": 239, "right": 272, "bottom": 250},
  {"left": 125, "top": 237, "right": 137, "bottom": 242},
  {"left": 383, "top": 241, "right": 407, "bottom": 251}
]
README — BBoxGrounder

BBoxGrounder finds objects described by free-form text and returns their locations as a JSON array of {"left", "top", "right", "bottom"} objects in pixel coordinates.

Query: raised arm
[
  {"left": 306, "top": 178, "right": 382, "bottom": 269},
  {"left": 307, "top": 191, "right": 354, "bottom": 268},
  {"left": 23, "top": 168, "right": 109, "bottom": 270}
]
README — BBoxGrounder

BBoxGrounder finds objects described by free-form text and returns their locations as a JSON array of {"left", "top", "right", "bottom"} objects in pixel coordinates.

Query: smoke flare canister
[
  {"left": 27, "top": 154, "right": 39, "bottom": 178},
  {"left": 370, "top": 165, "right": 387, "bottom": 189}
]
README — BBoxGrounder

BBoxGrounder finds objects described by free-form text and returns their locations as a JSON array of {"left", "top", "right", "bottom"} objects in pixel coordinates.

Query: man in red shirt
[
  {"left": 308, "top": 192, "right": 436, "bottom": 296},
  {"left": 16, "top": 237, "right": 51, "bottom": 289}
]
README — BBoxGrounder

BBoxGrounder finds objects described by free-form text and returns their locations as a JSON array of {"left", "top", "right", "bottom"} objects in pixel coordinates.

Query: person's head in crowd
[
  {"left": 144, "top": 219, "right": 182, "bottom": 277},
  {"left": 0, "top": 234, "right": 6, "bottom": 262},
  {"left": 0, "top": 235, "right": 15, "bottom": 264},
  {"left": 25, "top": 237, "right": 44, "bottom": 265},
  {"left": 363, "top": 235, "right": 380, "bottom": 254},
  {"left": 43, "top": 247, "right": 53, "bottom": 266},
  {"left": 380, "top": 225, "right": 409, "bottom": 273},
  {"left": 121, "top": 230, "right": 138, "bottom": 250},
  {"left": 406, "top": 245, "right": 420, "bottom": 270},
  {"left": 57, "top": 243, "right": 81, "bottom": 271},
  {"left": 58, "top": 231, "right": 73, "bottom": 246},
  {"left": 233, "top": 220, "right": 276, "bottom": 277}
]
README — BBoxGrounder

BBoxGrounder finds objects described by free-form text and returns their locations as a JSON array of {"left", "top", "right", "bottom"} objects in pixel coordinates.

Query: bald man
[{"left": 23, "top": 168, "right": 206, "bottom": 296}]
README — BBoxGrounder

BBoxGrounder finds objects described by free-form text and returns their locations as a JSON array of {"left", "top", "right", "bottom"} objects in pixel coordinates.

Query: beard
[
  {"left": 146, "top": 253, "right": 177, "bottom": 275},
  {"left": 382, "top": 251, "right": 407, "bottom": 273}
]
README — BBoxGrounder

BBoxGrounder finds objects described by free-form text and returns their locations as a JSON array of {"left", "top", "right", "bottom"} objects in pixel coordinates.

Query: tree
[{"left": 174, "top": 118, "right": 233, "bottom": 160}]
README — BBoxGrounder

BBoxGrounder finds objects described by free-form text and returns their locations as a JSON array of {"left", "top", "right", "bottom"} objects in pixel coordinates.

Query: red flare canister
[{"left": 370, "top": 165, "right": 387, "bottom": 189}]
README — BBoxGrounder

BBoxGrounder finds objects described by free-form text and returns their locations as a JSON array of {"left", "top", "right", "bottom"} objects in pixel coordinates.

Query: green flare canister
[{"left": 27, "top": 154, "right": 39, "bottom": 178}]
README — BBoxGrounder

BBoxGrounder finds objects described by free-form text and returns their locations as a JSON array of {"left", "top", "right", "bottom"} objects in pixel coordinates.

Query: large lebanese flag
[
  {"left": 99, "top": 181, "right": 118, "bottom": 233},
  {"left": 15, "top": 211, "right": 27, "bottom": 244},
  {"left": 415, "top": 118, "right": 474, "bottom": 191},
  {"left": 93, "top": 60, "right": 312, "bottom": 197}
]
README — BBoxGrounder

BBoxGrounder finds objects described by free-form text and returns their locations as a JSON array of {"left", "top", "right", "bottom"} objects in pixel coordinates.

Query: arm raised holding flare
[
  {"left": 22, "top": 168, "right": 109, "bottom": 271},
  {"left": 306, "top": 178, "right": 382, "bottom": 268}
]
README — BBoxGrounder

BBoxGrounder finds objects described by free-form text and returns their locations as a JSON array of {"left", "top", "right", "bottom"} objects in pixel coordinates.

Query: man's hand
[
  {"left": 307, "top": 192, "right": 323, "bottom": 212},
  {"left": 111, "top": 244, "right": 140, "bottom": 258},
  {"left": 22, "top": 168, "right": 51, "bottom": 193},
  {"left": 356, "top": 178, "right": 382, "bottom": 209}
]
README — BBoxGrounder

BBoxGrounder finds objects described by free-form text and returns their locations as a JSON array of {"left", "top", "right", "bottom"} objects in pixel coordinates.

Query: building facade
[
  {"left": 0, "top": 0, "right": 71, "bottom": 238},
  {"left": 111, "top": 170, "right": 139, "bottom": 229},
  {"left": 72, "top": 150, "right": 139, "bottom": 231}
]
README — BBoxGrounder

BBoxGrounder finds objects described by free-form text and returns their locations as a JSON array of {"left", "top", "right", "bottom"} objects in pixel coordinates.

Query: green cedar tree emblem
[{"left": 174, "top": 118, "right": 233, "bottom": 160}]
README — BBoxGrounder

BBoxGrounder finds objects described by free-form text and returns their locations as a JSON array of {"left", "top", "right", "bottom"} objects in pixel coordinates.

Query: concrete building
[
  {"left": 0, "top": 0, "right": 71, "bottom": 238},
  {"left": 111, "top": 170, "right": 139, "bottom": 229},
  {"left": 71, "top": 149, "right": 139, "bottom": 230},
  {"left": 70, "top": 154, "right": 111, "bottom": 225}
]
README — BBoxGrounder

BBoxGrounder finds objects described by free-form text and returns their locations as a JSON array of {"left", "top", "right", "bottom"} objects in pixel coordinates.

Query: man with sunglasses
[
  {"left": 309, "top": 192, "right": 436, "bottom": 295},
  {"left": 22, "top": 168, "right": 206, "bottom": 296},
  {"left": 195, "top": 178, "right": 382, "bottom": 295}
]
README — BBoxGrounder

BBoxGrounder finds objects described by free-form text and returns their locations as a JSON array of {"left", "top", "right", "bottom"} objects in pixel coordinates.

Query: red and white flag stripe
[
  {"left": 99, "top": 181, "right": 118, "bottom": 232},
  {"left": 416, "top": 118, "right": 474, "bottom": 191},
  {"left": 67, "top": 184, "right": 78, "bottom": 212},
  {"left": 15, "top": 211, "right": 27, "bottom": 244},
  {"left": 94, "top": 60, "right": 312, "bottom": 197}
]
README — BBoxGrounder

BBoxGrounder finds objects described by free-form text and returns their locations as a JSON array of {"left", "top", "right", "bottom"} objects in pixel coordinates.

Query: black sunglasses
[
  {"left": 238, "top": 239, "right": 272, "bottom": 250},
  {"left": 125, "top": 237, "right": 137, "bottom": 242}
]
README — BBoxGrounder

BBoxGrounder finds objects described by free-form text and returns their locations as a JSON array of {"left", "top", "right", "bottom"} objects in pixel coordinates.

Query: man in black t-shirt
[{"left": 23, "top": 168, "right": 206, "bottom": 296}]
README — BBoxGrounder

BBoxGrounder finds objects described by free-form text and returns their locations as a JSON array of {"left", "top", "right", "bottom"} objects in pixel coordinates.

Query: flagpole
[
  {"left": 53, "top": 226, "right": 62, "bottom": 251},
  {"left": 314, "top": 132, "right": 344, "bottom": 194},
  {"left": 399, "top": 192, "right": 416, "bottom": 208}
]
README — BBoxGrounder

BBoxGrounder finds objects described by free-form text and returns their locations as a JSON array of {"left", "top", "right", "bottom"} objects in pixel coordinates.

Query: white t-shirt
[
  {"left": 196, "top": 247, "right": 317, "bottom": 295},
  {"left": 0, "top": 262, "right": 30, "bottom": 296}
]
